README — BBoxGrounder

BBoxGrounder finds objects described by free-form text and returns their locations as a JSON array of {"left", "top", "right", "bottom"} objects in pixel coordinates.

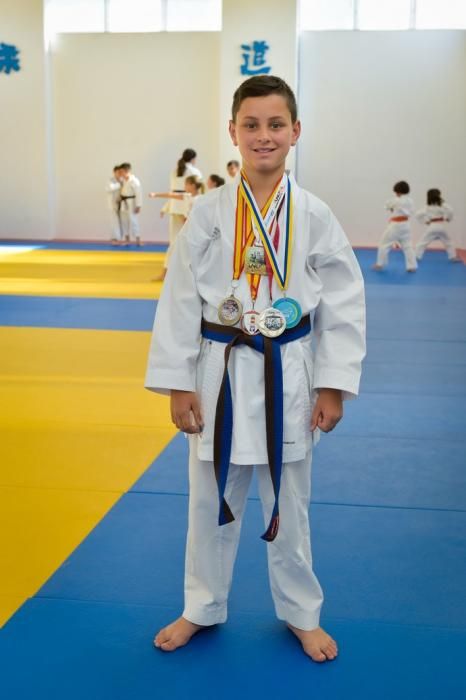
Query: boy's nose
[{"left": 256, "top": 130, "right": 271, "bottom": 143}]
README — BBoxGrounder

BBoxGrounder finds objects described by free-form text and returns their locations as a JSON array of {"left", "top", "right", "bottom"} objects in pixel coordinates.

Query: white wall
[
  {"left": 219, "top": 0, "right": 298, "bottom": 173},
  {"left": 297, "top": 31, "right": 466, "bottom": 248},
  {"left": 0, "top": 0, "right": 50, "bottom": 239},
  {"left": 51, "top": 32, "right": 220, "bottom": 241}
]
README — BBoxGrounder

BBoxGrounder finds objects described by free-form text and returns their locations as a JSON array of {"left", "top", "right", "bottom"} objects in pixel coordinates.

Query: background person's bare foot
[
  {"left": 288, "top": 624, "right": 338, "bottom": 662},
  {"left": 153, "top": 617, "right": 204, "bottom": 652},
  {"left": 372, "top": 264, "right": 383, "bottom": 270}
]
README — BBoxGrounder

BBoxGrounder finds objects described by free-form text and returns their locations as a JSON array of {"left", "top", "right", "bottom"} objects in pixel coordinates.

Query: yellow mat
[
  {"left": 0, "top": 326, "right": 177, "bottom": 626},
  {"left": 0, "top": 249, "right": 165, "bottom": 299}
]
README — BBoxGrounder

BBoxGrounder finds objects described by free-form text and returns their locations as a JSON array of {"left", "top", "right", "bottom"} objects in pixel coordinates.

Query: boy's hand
[
  {"left": 311, "top": 388, "right": 343, "bottom": 433},
  {"left": 135, "top": 206, "right": 141, "bottom": 214},
  {"left": 170, "top": 390, "right": 204, "bottom": 434}
]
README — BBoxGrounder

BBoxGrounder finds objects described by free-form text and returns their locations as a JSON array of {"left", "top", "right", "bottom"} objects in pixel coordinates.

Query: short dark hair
[
  {"left": 427, "top": 188, "right": 442, "bottom": 206},
  {"left": 113, "top": 165, "right": 121, "bottom": 172},
  {"left": 231, "top": 75, "right": 298, "bottom": 123},
  {"left": 394, "top": 181, "right": 410, "bottom": 195},
  {"left": 227, "top": 160, "right": 240, "bottom": 168},
  {"left": 120, "top": 162, "right": 131, "bottom": 171}
]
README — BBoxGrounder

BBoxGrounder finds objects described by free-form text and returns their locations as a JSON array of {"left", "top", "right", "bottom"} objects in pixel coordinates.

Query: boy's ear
[
  {"left": 229, "top": 120, "right": 238, "bottom": 146},
  {"left": 291, "top": 120, "right": 301, "bottom": 146}
]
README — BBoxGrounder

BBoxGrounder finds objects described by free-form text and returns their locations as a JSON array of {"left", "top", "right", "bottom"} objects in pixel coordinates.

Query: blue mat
[
  {"left": 356, "top": 248, "right": 466, "bottom": 287},
  {"left": 35, "top": 491, "right": 466, "bottom": 628},
  {"left": 0, "top": 295, "right": 157, "bottom": 331},
  {"left": 2, "top": 598, "right": 465, "bottom": 700},
  {"left": 131, "top": 433, "right": 466, "bottom": 512}
]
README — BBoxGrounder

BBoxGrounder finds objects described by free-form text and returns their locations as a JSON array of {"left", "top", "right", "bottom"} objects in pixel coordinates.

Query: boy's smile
[{"left": 229, "top": 94, "right": 301, "bottom": 180}]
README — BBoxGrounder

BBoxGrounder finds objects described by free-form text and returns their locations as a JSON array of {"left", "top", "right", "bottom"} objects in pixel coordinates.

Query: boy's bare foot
[
  {"left": 153, "top": 617, "right": 204, "bottom": 652},
  {"left": 288, "top": 624, "right": 338, "bottom": 662}
]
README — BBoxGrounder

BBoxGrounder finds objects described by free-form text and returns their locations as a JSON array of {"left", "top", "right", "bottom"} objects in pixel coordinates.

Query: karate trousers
[
  {"left": 183, "top": 442, "right": 324, "bottom": 631},
  {"left": 376, "top": 222, "right": 417, "bottom": 270},
  {"left": 120, "top": 209, "right": 140, "bottom": 241},
  {"left": 109, "top": 209, "right": 122, "bottom": 241},
  {"left": 415, "top": 227, "right": 457, "bottom": 260},
  {"left": 164, "top": 215, "right": 185, "bottom": 270}
]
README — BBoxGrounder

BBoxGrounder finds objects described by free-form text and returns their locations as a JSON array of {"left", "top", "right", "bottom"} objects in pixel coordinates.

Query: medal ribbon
[
  {"left": 234, "top": 172, "right": 287, "bottom": 302},
  {"left": 239, "top": 171, "right": 293, "bottom": 291}
]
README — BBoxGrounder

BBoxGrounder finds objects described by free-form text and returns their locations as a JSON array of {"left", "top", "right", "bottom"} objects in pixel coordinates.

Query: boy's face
[
  {"left": 229, "top": 94, "right": 300, "bottom": 178},
  {"left": 227, "top": 163, "right": 239, "bottom": 177}
]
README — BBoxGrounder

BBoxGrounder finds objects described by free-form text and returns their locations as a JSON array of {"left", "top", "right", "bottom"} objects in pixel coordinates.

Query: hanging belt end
[{"left": 261, "top": 514, "right": 280, "bottom": 542}]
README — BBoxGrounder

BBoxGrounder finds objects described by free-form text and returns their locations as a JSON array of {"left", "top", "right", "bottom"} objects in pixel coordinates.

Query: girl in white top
[
  {"left": 373, "top": 181, "right": 417, "bottom": 272},
  {"left": 415, "top": 189, "right": 460, "bottom": 262},
  {"left": 149, "top": 176, "right": 205, "bottom": 222},
  {"left": 155, "top": 149, "right": 203, "bottom": 280}
]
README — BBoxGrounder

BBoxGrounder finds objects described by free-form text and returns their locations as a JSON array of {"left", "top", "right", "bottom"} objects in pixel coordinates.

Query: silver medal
[
  {"left": 258, "top": 307, "right": 287, "bottom": 338},
  {"left": 218, "top": 294, "right": 243, "bottom": 325}
]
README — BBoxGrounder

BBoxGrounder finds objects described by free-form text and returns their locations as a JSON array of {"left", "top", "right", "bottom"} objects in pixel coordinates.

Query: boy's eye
[
  {"left": 244, "top": 122, "right": 257, "bottom": 129},
  {"left": 271, "top": 122, "right": 284, "bottom": 129}
]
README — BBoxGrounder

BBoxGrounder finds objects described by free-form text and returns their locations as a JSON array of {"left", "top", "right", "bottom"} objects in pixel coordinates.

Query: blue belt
[{"left": 201, "top": 314, "right": 311, "bottom": 542}]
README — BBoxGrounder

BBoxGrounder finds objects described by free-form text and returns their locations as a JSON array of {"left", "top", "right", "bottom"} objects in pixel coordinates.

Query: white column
[
  {"left": 0, "top": 0, "right": 51, "bottom": 239},
  {"left": 219, "top": 0, "right": 298, "bottom": 175}
]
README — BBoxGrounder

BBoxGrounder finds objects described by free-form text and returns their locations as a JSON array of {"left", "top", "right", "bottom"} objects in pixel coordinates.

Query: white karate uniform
[
  {"left": 120, "top": 174, "right": 142, "bottom": 241},
  {"left": 145, "top": 174, "right": 366, "bottom": 630},
  {"left": 415, "top": 203, "right": 456, "bottom": 260},
  {"left": 163, "top": 164, "right": 203, "bottom": 269},
  {"left": 376, "top": 194, "right": 417, "bottom": 270},
  {"left": 106, "top": 177, "right": 122, "bottom": 241}
]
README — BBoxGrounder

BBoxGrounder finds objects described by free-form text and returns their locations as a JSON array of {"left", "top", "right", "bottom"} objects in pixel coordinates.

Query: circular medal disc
[
  {"left": 272, "top": 297, "right": 302, "bottom": 329},
  {"left": 258, "top": 307, "right": 287, "bottom": 338},
  {"left": 218, "top": 295, "right": 243, "bottom": 326},
  {"left": 241, "top": 310, "right": 260, "bottom": 336}
]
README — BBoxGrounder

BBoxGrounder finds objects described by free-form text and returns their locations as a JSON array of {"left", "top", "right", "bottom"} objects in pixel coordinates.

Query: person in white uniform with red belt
[
  {"left": 415, "top": 188, "right": 461, "bottom": 263},
  {"left": 373, "top": 181, "right": 417, "bottom": 272}
]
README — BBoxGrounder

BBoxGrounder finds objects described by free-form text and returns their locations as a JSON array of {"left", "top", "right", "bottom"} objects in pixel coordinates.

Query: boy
[
  {"left": 145, "top": 76, "right": 366, "bottom": 662},
  {"left": 226, "top": 159, "right": 240, "bottom": 180},
  {"left": 106, "top": 165, "right": 123, "bottom": 245},
  {"left": 119, "top": 162, "right": 142, "bottom": 246}
]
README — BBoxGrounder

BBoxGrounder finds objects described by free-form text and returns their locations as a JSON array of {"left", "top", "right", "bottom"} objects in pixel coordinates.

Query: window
[
  {"left": 166, "top": 0, "right": 222, "bottom": 31},
  {"left": 45, "top": 0, "right": 105, "bottom": 33},
  {"left": 107, "top": 0, "right": 163, "bottom": 32},
  {"left": 45, "top": 0, "right": 222, "bottom": 35},
  {"left": 357, "top": 0, "right": 411, "bottom": 31},
  {"left": 416, "top": 0, "right": 466, "bottom": 29},
  {"left": 298, "top": 0, "right": 466, "bottom": 30},
  {"left": 299, "top": 0, "right": 354, "bottom": 31}
]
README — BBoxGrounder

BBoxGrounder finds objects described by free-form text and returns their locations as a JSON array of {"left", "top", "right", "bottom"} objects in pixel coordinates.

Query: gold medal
[
  {"left": 244, "top": 245, "right": 267, "bottom": 275},
  {"left": 258, "top": 307, "right": 287, "bottom": 338},
  {"left": 218, "top": 294, "right": 243, "bottom": 326}
]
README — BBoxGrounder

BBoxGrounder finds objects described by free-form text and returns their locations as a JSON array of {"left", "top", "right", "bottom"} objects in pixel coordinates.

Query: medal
[
  {"left": 258, "top": 307, "right": 287, "bottom": 338},
  {"left": 218, "top": 293, "right": 243, "bottom": 326},
  {"left": 272, "top": 297, "right": 302, "bottom": 329},
  {"left": 244, "top": 245, "right": 267, "bottom": 275},
  {"left": 241, "top": 309, "right": 260, "bottom": 335}
]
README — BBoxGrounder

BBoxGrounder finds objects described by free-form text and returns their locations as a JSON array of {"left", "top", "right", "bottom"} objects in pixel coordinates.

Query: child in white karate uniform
[
  {"left": 106, "top": 165, "right": 123, "bottom": 245},
  {"left": 373, "top": 181, "right": 417, "bottom": 272},
  {"left": 145, "top": 76, "right": 365, "bottom": 662},
  {"left": 119, "top": 162, "right": 142, "bottom": 246},
  {"left": 155, "top": 149, "right": 203, "bottom": 280},
  {"left": 415, "top": 188, "right": 461, "bottom": 263}
]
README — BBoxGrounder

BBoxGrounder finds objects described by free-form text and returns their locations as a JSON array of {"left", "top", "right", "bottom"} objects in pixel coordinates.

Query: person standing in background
[
  {"left": 106, "top": 165, "right": 123, "bottom": 246},
  {"left": 373, "top": 181, "right": 417, "bottom": 272},
  {"left": 155, "top": 148, "right": 203, "bottom": 281},
  {"left": 119, "top": 162, "right": 143, "bottom": 247},
  {"left": 415, "top": 189, "right": 461, "bottom": 263}
]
